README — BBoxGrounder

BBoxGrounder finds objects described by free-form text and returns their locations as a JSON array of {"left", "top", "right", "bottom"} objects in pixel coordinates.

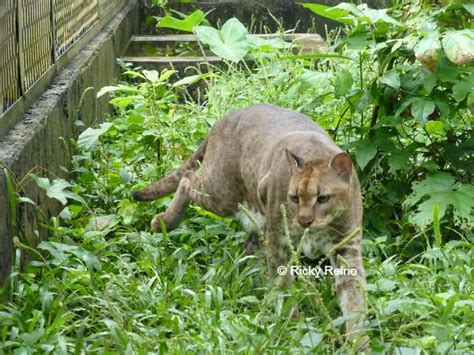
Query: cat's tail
[{"left": 132, "top": 138, "right": 208, "bottom": 201}]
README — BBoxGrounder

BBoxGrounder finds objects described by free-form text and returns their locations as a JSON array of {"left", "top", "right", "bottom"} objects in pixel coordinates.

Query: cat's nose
[{"left": 298, "top": 216, "right": 314, "bottom": 228}]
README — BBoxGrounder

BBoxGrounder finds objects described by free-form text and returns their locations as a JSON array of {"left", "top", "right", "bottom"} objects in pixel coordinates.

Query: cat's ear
[
  {"left": 285, "top": 149, "right": 304, "bottom": 171},
  {"left": 330, "top": 152, "right": 353, "bottom": 181}
]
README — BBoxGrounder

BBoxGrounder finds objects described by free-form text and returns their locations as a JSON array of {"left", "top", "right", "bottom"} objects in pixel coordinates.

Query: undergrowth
[{"left": 1, "top": 1, "right": 473, "bottom": 354}]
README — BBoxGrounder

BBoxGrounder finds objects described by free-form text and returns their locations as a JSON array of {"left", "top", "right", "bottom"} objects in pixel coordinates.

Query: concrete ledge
[{"left": 0, "top": 0, "right": 139, "bottom": 284}]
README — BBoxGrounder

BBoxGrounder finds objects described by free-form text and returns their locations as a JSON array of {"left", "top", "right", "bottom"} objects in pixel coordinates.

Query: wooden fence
[{"left": 0, "top": 0, "right": 122, "bottom": 117}]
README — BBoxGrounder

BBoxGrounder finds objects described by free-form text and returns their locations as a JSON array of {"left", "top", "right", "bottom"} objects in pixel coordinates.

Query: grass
[{"left": 1, "top": 45, "right": 473, "bottom": 354}]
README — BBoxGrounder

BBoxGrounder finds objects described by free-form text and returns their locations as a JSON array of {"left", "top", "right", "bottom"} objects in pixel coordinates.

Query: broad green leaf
[
  {"left": 395, "top": 347, "right": 421, "bottom": 355},
  {"left": 195, "top": 18, "right": 250, "bottom": 62},
  {"left": 463, "top": 4, "right": 474, "bottom": 16},
  {"left": 425, "top": 121, "right": 445, "bottom": 135},
  {"left": 353, "top": 4, "right": 402, "bottom": 26},
  {"left": 411, "top": 98, "right": 435, "bottom": 122},
  {"left": 31, "top": 175, "right": 86, "bottom": 206},
  {"left": 333, "top": 70, "right": 353, "bottom": 97},
  {"left": 247, "top": 36, "right": 291, "bottom": 51},
  {"left": 38, "top": 241, "right": 101, "bottom": 270},
  {"left": 118, "top": 199, "right": 137, "bottom": 225},
  {"left": 143, "top": 70, "right": 160, "bottom": 83},
  {"left": 300, "top": 331, "right": 323, "bottom": 348},
  {"left": 404, "top": 172, "right": 474, "bottom": 229},
  {"left": 442, "top": 30, "right": 474, "bottom": 65},
  {"left": 160, "top": 69, "right": 176, "bottom": 82},
  {"left": 156, "top": 10, "right": 204, "bottom": 32},
  {"left": 96, "top": 85, "right": 139, "bottom": 98},
  {"left": 353, "top": 139, "right": 377, "bottom": 170},
  {"left": 467, "top": 91, "right": 474, "bottom": 113},
  {"left": 86, "top": 214, "right": 119, "bottom": 231},
  {"left": 172, "top": 73, "right": 217, "bottom": 87},
  {"left": 380, "top": 70, "right": 400, "bottom": 90},
  {"left": 300, "top": 3, "right": 354, "bottom": 25},
  {"left": 282, "top": 53, "right": 355, "bottom": 61},
  {"left": 414, "top": 34, "right": 441, "bottom": 71},
  {"left": 77, "top": 122, "right": 113, "bottom": 151},
  {"left": 109, "top": 95, "right": 143, "bottom": 109},
  {"left": 237, "top": 295, "right": 259, "bottom": 304},
  {"left": 452, "top": 80, "right": 473, "bottom": 102}
]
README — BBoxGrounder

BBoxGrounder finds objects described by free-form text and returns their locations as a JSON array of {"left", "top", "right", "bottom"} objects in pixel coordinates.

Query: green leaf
[
  {"left": 143, "top": 70, "right": 160, "bottom": 83},
  {"left": 172, "top": 73, "right": 217, "bottom": 87},
  {"left": 156, "top": 10, "right": 204, "bottom": 32},
  {"left": 159, "top": 69, "right": 176, "bottom": 82},
  {"left": 352, "top": 139, "right": 377, "bottom": 170},
  {"left": 414, "top": 34, "right": 441, "bottom": 71},
  {"left": 463, "top": 4, "right": 474, "bottom": 16},
  {"left": 86, "top": 214, "right": 119, "bottom": 231},
  {"left": 77, "top": 122, "right": 113, "bottom": 151},
  {"left": 96, "top": 85, "right": 139, "bottom": 98},
  {"left": 300, "top": 331, "right": 323, "bottom": 348},
  {"left": 333, "top": 70, "right": 353, "bottom": 97},
  {"left": 247, "top": 36, "right": 291, "bottom": 51},
  {"left": 109, "top": 95, "right": 143, "bottom": 109},
  {"left": 442, "top": 30, "right": 474, "bottom": 66},
  {"left": 195, "top": 18, "right": 250, "bottom": 62},
  {"left": 425, "top": 121, "right": 445, "bottom": 136},
  {"left": 395, "top": 347, "right": 421, "bottom": 355},
  {"left": 411, "top": 98, "right": 435, "bottom": 122},
  {"left": 467, "top": 91, "right": 474, "bottom": 112},
  {"left": 404, "top": 172, "right": 474, "bottom": 229},
  {"left": 380, "top": 70, "right": 400, "bottom": 90},
  {"left": 300, "top": 3, "right": 354, "bottom": 25},
  {"left": 38, "top": 241, "right": 101, "bottom": 270},
  {"left": 452, "top": 80, "right": 473, "bottom": 102},
  {"left": 31, "top": 175, "right": 86, "bottom": 206}
]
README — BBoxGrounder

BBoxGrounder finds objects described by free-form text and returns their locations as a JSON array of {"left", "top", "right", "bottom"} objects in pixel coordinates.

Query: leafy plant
[
  {"left": 0, "top": 1, "right": 473, "bottom": 353},
  {"left": 194, "top": 18, "right": 290, "bottom": 62},
  {"left": 300, "top": 1, "right": 473, "bottom": 240},
  {"left": 156, "top": 9, "right": 205, "bottom": 32}
]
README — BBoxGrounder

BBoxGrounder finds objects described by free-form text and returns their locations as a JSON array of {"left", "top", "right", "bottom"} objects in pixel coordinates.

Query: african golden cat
[{"left": 133, "top": 104, "right": 368, "bottom": 349}]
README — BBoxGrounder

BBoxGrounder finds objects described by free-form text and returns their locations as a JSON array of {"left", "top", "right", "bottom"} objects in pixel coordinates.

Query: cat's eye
[
  {"left": 317, "top": 195, "right": 330, "bottom": 203},
  {"left": 290, "top": 195, "right": 299, "bottom": 203}
]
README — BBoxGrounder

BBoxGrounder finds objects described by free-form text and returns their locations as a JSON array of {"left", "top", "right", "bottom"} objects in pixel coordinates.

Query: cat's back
[{"left": 218, "top": 104, "right": 324, "bottom": 135}]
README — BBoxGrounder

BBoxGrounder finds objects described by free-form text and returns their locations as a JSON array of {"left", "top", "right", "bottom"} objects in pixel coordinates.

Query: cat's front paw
[{"left": 151, "top": 212, "right": 179, "bottom": 232}]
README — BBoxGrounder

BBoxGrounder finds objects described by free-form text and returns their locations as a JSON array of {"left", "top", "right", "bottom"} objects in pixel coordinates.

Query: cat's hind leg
[
  {"left": 134, "top": 139, "right": 208, "bottom": 201},
  {"left": 151, "top": 170, "right": 196, "bottom": 231}
]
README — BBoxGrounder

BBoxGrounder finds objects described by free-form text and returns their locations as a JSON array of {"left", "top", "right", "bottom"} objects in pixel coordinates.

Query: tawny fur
[{"left": 133, "top": 104, "right": 368, "bottom": 350}]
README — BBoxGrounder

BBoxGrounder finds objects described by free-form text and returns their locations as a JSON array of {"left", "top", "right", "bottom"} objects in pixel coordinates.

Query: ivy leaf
[
  {"left": 404, "top": 173, "right": 474, "bottom": 229},
  {"left": 31, "top": 175, "right": 86, "bottom": 206},
  {"left": 442, "top": 30, "right": 474, "bottom": 66},
  {"left": 77, "top": 122, "right": 113, "bottom": 151},
  {"left": 411, "top": 98, "right": 435, "bottom": 122},
  {"left": 195, "top": 18, "right": 249, "bottom": 62},
  {"left": 156, "top": 10, "right": 205, "bottom": 32}
]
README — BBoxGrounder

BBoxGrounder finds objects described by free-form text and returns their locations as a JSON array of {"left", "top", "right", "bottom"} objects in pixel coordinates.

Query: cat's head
[{"left": 285, "top": 149, "right": 353, "bottom": 230}]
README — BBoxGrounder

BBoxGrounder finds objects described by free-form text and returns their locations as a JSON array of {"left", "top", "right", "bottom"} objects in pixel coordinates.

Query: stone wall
[{"left": 0, "top": 1, "right": 139, "bottom": 285}]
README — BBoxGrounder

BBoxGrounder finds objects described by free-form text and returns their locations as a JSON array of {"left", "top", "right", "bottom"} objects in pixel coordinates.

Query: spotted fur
[{"left": 133, "top": 104, "right": 368, "bottom": 350}]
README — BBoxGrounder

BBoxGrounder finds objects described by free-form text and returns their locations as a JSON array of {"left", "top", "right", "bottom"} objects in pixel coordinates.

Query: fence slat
[
  {"left": 18, "top": 0, "right": 53, "bottom": 92},
  {"left": 54, "top": 0, "right": 99, "bottom": 58},
  {"left": 0, "top": 0, "right": 20, "bottom": 113}
]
